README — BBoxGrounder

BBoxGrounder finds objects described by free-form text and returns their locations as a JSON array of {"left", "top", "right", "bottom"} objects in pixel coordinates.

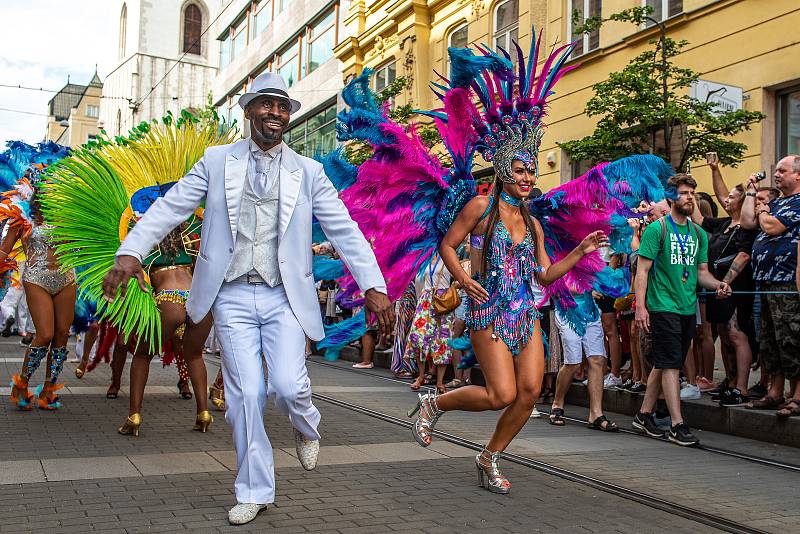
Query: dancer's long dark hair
[{"left": 479, "top": 176, "right": 537, "bottom": 279}]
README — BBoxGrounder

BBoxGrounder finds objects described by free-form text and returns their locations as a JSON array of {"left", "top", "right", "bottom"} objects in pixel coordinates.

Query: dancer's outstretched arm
[{"left": 533, "top": 218, "right": 609, "bottom": 286}]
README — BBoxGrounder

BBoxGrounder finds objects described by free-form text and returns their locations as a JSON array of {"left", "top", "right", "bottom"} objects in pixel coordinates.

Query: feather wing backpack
[{"left": 311, "top": 26, "right": 674, "bottom": 355}]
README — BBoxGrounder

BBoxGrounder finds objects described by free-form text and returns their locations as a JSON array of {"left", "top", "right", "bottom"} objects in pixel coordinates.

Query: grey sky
[{"left": 0, "top": 0, "right": 116, "bottom": 146}]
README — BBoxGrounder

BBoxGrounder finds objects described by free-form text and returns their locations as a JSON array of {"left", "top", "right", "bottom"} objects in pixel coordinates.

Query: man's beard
[
  {"left": 677, "top": 202, "right": 694, "bottom": 215},
  {"left": 254, "top": 125, "right": 281, "bottom": 144}
]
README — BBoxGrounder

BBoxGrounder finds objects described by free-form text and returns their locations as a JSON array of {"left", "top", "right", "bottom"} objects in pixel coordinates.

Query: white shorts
[{"left": 554, "top": 312, "right": 606, "bottom": 365}]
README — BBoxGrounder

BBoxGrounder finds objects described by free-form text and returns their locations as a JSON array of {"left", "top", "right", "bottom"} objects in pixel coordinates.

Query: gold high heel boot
[
  {"left": 193, "top": 410, "right": 213, "bottom": 432},
  {"left": 118, "top": 413, "right": 142, "bottom": 437},
  {"left": 209, "top": 385, "right": 225, "bottom": 411}
]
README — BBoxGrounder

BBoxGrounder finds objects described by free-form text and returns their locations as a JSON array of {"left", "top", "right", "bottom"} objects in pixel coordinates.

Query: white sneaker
[
  {"left": 529, "top": 406, "right": 542, "bottom": 418},
  {"left": 228, "top": 503, "right": 267, "bottom": 525},
  {"left": 603, "top": 373, "right": 622, "bottom": 389},
  {"left": 294, "top": 428, "right": 320, "bottom": 470},
  {"left": 680, "top": 384, "right": 701, "bottom": 400}
]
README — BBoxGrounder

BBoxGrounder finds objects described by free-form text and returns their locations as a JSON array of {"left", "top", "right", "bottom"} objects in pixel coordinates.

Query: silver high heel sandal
[
  {"left": 407, "top": 392, "right": 443, "bottom": 447},
  {"left": 475, "top": 448, "right": 511, "bottom": 494}
]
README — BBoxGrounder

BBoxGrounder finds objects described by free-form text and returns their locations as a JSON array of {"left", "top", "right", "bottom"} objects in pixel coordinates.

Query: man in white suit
[{"left": 103, "top": 73, "right": 394, "bottom": 525}]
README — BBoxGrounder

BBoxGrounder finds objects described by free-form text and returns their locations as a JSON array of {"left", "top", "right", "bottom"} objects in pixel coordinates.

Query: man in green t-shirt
[{"left": 633, "top": 174, "right": 731, "bottom": 447}]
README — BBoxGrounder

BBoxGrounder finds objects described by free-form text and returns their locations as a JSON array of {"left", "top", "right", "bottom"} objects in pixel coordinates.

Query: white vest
[{"left": 225, "top": 173, "right": 282, "bottom": 285}]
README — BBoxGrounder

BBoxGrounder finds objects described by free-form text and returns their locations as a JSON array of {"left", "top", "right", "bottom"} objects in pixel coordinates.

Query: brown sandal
[
  {"left": 777, "top": 399, "right": 800, "bottom": 418},
  {"left": 746, "top": 396, "right": 784, "bottom": 410}
]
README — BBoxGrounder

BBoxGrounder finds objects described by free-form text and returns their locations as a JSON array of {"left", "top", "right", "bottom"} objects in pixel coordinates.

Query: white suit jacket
[{"left": 117, "top": 138, "right": 385, "bottom": 341}]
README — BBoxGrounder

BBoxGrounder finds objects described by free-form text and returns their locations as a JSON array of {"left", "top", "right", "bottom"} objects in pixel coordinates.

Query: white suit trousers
[{"left": 212, "top": 281, "right": 321, "bottom": 504}]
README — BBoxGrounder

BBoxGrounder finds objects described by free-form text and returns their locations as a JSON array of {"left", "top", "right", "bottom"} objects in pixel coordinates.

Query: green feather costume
[{"left": 40, "top": 111, "right": 237, "bottom": 353}]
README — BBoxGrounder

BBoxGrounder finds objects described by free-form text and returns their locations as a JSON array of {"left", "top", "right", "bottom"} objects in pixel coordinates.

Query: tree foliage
[
  {"left": 562, "top": 8, "right": 764, "bottom": 171},
  {"left": 345, "top": 76, "right": 448, "bottom": 167}
]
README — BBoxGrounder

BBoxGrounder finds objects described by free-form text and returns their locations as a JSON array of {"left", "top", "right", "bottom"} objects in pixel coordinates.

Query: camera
[{"left": 754, "top": 171, "right": 767, "bottom": 182}]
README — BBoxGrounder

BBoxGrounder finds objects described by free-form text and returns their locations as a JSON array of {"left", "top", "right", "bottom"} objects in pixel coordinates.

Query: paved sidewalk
[{"left": 0, "top": 339, "right": 790, "bottom": 532}]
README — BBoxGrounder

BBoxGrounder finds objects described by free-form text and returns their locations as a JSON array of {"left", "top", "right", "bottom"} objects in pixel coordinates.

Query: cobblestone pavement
[{"left": 0, "top": 337, "right": 796, "bottom": 533}]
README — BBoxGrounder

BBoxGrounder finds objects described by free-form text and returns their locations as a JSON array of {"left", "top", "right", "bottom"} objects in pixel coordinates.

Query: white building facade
[
  {"left": 101, "top": 0, "right": 221, "bottom": 137},
  {"left": 211, "top": 0, "right": 349, "bottom": 156}
]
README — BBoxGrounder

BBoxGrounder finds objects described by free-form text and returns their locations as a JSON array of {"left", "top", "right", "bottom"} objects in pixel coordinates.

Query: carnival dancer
[
  {"left": 101, "top": 73, "right": 392, "bottom": 525},
  {"left": 425, "top": 162, "right": 609, "bottom": 493},
  {"left": 115, "top": 214, "right": 215, "bottom": 434},
  {"left": 1, "top": 144, "right": 75, "bottom": 410}
]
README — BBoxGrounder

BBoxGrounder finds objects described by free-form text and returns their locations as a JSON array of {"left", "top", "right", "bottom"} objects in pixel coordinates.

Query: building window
[
  {"left": 645, "top": 0, "right": 683, "bottom": 24},
  {"left": 231, "top": 17, "right": 248, "bottom": 61},
  {"left": 279, "top": 0, "right": 288, "bottom": 12},
  {"left": 286, "top": 104, "right": 337, "bottom": 157},
  {"left": 374, "top": 61, "right": 396, "bottom": 92},
  {"left": 183, "top": 3, "right": 203, "bottom": 55},
  {"left": 119, "top": 3, "right": 127, "bottom": 59},
  {"left": 569, "top": 0, "right": 601, "bottom": 56},
  {"left": 86, "top": 105, "right": 100, "bottom": 119},
  {"left": 277, "top": 41, "right": 300, "bottom": 87},
  {"left": 305, "top": 10, "right": 336, "bottom": 77},
  {"left": 220, "top": 34, "right": 232, "bottom": 68},
  {"left": 493, "top": 0, "right": 519, "bottom": 62},
  {"left": 447, "top": 23, "right": 468, "bottom": 78},
  {"left": 252, "top": 0, "right": 273, "bottom": 39},
  {"left": 777, "top": 86, "right": 800, "bottom": 160}
]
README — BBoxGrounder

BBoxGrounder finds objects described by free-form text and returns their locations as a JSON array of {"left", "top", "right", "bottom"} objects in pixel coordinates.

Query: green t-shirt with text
[{"left": 638, "top": 217, "right": 708, "bottom": 316}]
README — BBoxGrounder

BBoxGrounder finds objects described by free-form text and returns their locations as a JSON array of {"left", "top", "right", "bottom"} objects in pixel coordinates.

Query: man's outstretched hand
[
  {"left": 364, "top": 288, "right": 395, "bottom": 339},
  {"left": 102, "top": 255, "right": 148, "bottom": 302}
]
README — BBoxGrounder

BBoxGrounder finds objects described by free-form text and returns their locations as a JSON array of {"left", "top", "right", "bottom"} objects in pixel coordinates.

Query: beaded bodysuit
[
  {"left": 22, "top": 223, "right": 76, "bottom": 296},
  {"left": 466, "top": 199, "right": 542, "bottom": 356}
]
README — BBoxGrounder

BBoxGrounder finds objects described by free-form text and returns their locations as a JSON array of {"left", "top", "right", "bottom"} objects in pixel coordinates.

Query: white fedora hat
[{"left": 238, "top": 72, "right": 301, "bottom": 114}]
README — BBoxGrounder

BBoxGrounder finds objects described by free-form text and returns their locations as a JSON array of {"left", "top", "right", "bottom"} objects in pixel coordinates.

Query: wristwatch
[{"left": 745, "top": 192, "right": 756, "bottom": 197}]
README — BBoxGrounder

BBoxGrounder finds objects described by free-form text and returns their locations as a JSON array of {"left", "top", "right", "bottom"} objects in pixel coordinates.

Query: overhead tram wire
[
  {"left": 0, "top": 84, "right": 131, "bottom": 100},
  {"left": 0, "top": 107, "right": 49, "bottom": 117}
]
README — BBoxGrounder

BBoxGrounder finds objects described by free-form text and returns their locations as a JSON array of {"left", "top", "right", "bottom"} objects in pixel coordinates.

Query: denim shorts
[{"left": 454, "top": 290, "right": 468, "bottom": 321}]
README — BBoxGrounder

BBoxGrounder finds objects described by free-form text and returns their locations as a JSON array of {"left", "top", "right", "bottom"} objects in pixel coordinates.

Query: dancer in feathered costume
[
  {"left": 41, "top": 111, "right": 237, "bottom": 432},
  {"left": 0, "top": 141, "right": 74, "bottom": 410},
  {"left": 315, "top": 27, "right": 672, "bottom": 494}
]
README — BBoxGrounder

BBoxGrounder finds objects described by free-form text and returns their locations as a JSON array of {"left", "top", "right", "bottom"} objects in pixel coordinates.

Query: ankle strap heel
[{"left": 475, "top": 448, "right": 511, "bottom": 494}]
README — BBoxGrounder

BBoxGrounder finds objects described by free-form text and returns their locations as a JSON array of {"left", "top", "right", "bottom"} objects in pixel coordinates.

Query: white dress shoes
[
  {"left": 294, "top": 427, "right": 320, "bottom": 470},
  {"left": 228, "top": 503, "right": 267, "bottom": 525}
]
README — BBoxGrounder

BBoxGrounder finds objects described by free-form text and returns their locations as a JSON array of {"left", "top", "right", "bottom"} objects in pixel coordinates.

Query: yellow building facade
[
  {"left": 336, "top": 0, "right": 800, "bottom": 195},
  {"left": 45, "top": 72, "right": 104, "bottom": 148}
]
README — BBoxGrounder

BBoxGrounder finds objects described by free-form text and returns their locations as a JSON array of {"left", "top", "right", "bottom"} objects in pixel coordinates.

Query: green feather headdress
[{"left": 40, "top": 111, "right": 238, "bottom": 353}]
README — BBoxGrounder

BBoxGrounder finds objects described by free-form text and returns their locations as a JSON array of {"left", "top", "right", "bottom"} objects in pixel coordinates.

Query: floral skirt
[{"left": 404, "top": 288, "right": 454, "bottom": 365}]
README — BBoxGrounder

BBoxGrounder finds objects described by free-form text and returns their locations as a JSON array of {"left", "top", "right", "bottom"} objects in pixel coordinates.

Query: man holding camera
[{"left": 742, "top": 155, "right": 800, "bottom": 417}]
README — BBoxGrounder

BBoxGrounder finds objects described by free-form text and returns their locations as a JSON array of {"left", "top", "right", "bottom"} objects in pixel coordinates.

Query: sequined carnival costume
[
  {"left": 0, "top": 141, "right": 74, "bottom": 410},
  {"left": 466, "top": 196, "right": 543, "bottom": 356}
]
